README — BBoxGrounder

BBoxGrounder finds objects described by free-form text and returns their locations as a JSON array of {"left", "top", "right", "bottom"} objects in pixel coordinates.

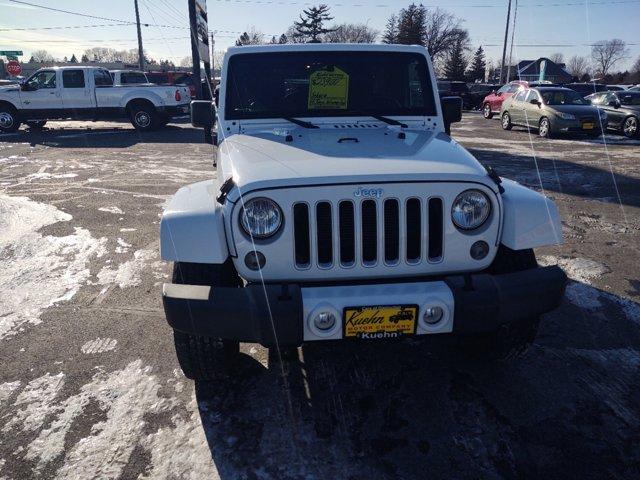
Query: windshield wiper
[
  {"left": 370, "top": 115, "right": 408, "bottom": 128},
  {"left": 282, "top": 117, "right": 318, "bottom": 129}
]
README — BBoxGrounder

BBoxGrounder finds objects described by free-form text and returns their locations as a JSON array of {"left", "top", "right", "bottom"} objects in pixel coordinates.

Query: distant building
[{"left": 491, "top": 57, "right": 573, "bottom": 84}]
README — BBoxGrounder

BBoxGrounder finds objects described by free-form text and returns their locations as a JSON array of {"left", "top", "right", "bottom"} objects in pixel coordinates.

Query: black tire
[
  {"left": 0, "top": 104, "right": 21, "bottom": 133},
  {"left": 539, "top": 117, "right": 553, "bottom": 138},
  {"left": 171, "top": 261, "right": 242, "bottom": 381},
  {"left": 457, "top": 247, "right": 541, "bottom": 361},
  {"left": 157, "top": 115, "right": 170, "bottom": 128},
  {"left": 26, "top": 120, "right": 47, "bottom": 130},
  {"left": 483, "top": 103, "right": 493, "bottom": 119},
  {"left": 501, "top": 112, "right": 512, "bottom": 130},
  {"left": 128, "top": 102, "right": 158, "bottom": 131},
  {"left": 622, "top": 116, "right": 638, "bottom": 138}
]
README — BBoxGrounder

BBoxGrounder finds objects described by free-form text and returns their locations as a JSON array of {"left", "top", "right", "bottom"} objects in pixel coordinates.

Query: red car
[
  {"left": 482, "top": 80, "right": 528, "bottom": 119},
  {"left": 146, "top": 71, "right": 198, "bottom": 99}
]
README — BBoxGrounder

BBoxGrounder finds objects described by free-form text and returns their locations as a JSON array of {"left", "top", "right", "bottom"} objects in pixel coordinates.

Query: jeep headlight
[
  {"left": 240, "top": 197, "right": 283, "bottom": 239},
  {"left": 451, "top": 190, "right": 491, "bottom": 230},
  {"left": 556, "top": 111, "right": 576, "bottom": 120}
]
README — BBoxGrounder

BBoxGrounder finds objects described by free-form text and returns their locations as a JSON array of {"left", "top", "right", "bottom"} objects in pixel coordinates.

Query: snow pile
[
  {"left": 0, "top": 381, "right": 21, "bottom": 405},
  {"left": 96, "top": 249, "right": 160, "bottom": 288},
  {"left": 98, "top": 206, "right": 124, "bottom": 214},
  {"left": 80, "top": 338, "right": 117, "bottom": 354},
  {"left": 0, "top": 195, "right": 107, "bottom": 340},
  {"left": 114, "top": 237, "right": 132, "bottom": 254},
  {"left": 26, "top": 172, "right": 78, "bottom": 181}
]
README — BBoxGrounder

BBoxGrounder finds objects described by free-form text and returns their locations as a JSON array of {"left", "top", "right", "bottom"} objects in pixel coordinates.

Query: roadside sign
[
  {"left": 6, "top": 60, "right": 22, "bottom": 76},
  {"left": 0, "top": 50, "right": 23, "bottom": 56},
  {"left": 7, "top": 55, "right": 18, "bottom": 61}
]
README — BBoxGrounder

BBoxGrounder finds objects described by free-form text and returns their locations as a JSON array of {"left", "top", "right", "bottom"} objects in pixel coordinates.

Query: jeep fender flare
[
  {"left": 160, "top": 180, "right": 229, "bottom": 263},
  {"left": 500, "top": 178, "right": 563, "bottom": 250}
]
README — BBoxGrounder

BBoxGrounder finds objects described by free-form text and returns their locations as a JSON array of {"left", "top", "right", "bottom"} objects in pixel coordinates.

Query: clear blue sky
[{"left": 1, "top": 0, "right": 638, "bottom": 70}]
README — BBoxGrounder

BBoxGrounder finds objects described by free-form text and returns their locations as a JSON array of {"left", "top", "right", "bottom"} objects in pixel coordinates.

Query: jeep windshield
[{"left": 225, "top": 51, "right": 437, "bottom": 120}]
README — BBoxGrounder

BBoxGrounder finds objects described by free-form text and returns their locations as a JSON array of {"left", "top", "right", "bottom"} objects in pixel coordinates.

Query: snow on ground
[
  {"left": 98, "top": 206, "right": 124, "bottom": 214},
  {"left": 96, "top": 249, "right": 161, "bottom": 289},
  {"left": 26, "top": 172, "right": 78, "bottom": 181},
  {"left": 80, "top": 338, "right": 118, "bottom": 354},
  {"left": 0, "top": 195, "right": 107, "bottom": 340},
  {"left": 0, "top": 382, "right": 21, "bottom": 405},
  {"left": 0, "top": 360, "right": 218, "bottom": 479}
]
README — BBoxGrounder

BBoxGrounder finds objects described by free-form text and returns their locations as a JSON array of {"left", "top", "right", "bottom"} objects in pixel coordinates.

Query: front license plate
[
  {"left": 582, "top": 123, "right": 595, "bottom": 130},
  {"left": 343, "top": 305, "right": 418, "bottom": 339}
]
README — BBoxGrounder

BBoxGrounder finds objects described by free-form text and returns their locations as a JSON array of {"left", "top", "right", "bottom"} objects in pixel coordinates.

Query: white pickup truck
[
  {"left": 0, "top": 66, "right": 190, "bottom": 132},
  {"left": 160, "top": 44, "right": 567, "bottom": 380}
]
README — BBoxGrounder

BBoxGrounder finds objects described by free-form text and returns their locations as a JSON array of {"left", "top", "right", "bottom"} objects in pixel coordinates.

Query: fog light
[
  {"left": 313, "top": 311, "right": 336, "bottom": 331},
  {"left": 470, "top": 240, "right": 489, "bottom": 260},
  {"left": 423, "top": 306, "right": 444, "bottom": 325},
  {"left": 244, "top": 251, "right": 266, "bottom": 271}
]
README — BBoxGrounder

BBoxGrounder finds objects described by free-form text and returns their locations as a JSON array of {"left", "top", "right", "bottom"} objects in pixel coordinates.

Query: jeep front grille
[{"left": 293, "top": 197, "right": 444, "bottom": 269}]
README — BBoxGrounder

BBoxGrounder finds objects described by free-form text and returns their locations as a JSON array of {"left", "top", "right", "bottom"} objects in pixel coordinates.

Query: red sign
[{"left": 6, "top": 60, "right": 22, "bottom": 76}]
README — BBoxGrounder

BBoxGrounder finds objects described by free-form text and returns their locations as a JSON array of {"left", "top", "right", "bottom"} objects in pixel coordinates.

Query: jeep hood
[{"left": 219, "top": 128, "right": 495, "bottom": 200}]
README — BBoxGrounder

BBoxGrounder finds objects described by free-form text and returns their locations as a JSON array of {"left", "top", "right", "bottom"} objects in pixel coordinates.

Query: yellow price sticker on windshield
[{"left": 308, "top": 67, "right": 349, "bottom": 110}]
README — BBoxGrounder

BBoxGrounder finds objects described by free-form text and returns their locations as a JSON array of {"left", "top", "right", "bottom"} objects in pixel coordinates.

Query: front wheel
[
  {"left": 501, "top": 112, "right": 512, "bottom": 130},
  {"left": 483, "top": 103, "right": 493, "bottom": 119},
  {"left": 171, "top": 261, "right": 242, "bottom": 381},
  {"left": 539, "top": 117, "right": 553, "bottom": 138},
  {"left": 0, "top": 106, "right": 20, "bottom": 133},
  {"left": 129, "top": 103, "right": 158, "bottom": 132},
  {"left": 622, "top": 116, "right": 638, "bottom": 138}
]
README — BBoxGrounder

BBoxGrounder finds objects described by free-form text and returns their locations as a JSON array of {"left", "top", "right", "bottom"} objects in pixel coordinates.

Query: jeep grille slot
[
  {"left": 428, "top": 198, "right": 444, "bottom": 261},
  {"left": 405, "top": 198, "right": 421, "bottom": 262},
  {"left": 384, "top": 199, "right": 399, "bottom": 263},
  {"left": 316, "top": 202, "right": 333, "bottom": 267},
  {"left": 293, "top": 203, "right": 311, "bottom": 267},
  {"left": 361, "top": 200, "right": 377, "bottom": 265},
  {"left": 339, "top": 201, "right": 355, "bottom": 266}
]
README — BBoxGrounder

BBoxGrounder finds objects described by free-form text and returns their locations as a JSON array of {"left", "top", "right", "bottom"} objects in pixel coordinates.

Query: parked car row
[{"left": 499, "top": 86, "right": 639, "bottom": 138}]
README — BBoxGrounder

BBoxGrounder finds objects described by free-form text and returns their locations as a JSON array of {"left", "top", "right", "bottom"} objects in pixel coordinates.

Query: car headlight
[
  {"left": 240, "top": 198, "right": 283, "bottom": 239},
  {"left": 451, "top": 190, "right": 491, "bottom": 230},
  {"left": 556, "top": 111, "right": 576, "bottom": 120}
]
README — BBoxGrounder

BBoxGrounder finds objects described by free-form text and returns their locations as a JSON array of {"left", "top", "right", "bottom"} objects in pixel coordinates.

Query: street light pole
[
  {"left": 134, "top": 0, "right": 145, "bottom": 71},
  {"left": 499, "top": 0, "right": 512, "bottom": 84}
]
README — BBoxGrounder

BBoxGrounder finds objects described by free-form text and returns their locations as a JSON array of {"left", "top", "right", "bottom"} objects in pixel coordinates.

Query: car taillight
[
  {"left": 189, "top": 85, "right": 196, "bottom": 98},
  {"left": 175, "top": 90, "right": 181, "bottom": 101}
]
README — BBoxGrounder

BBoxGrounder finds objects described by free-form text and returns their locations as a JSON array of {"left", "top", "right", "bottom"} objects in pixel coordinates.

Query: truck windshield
[{"left": 225, "top": 51, "right": 437, "bottom": 120}]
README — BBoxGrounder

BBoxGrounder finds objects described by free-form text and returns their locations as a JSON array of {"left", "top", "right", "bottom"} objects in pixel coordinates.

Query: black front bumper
[{"left": 163, "top": 266, "right": 567, "bottom": 348}]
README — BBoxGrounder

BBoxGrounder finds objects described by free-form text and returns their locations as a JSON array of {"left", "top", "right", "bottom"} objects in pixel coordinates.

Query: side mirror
[
  {"left": 496, "top": 91, "right": 502, "bottom": 97},
  {"left": 190, "top": 100, "right": 213, "bottom": 128},
  {"left": 608, "top": 100, "right": 620, "bottom": 108},
  {"left": 21, "top": 83, "right": 35, "bottom": 92},
  {"left": 529, "top": 99, "right": 541, "bottom": 106},
  {"left": 441, "top": 96, "right": 462, "bottom": 135}
]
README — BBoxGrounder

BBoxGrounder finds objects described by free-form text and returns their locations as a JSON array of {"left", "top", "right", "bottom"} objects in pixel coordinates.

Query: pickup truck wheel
[
  {"left": 26, "top": 120, "right": 47, "bottom": 130},
  {"left": 171, "top": 261, "right": 242, "bottom": 381},
  {"left": 0, "top": 106, "right": 20, "bottom": 133},
  {"left": 457, "top": 247, "right": 540, "bottom": 361},
  {"left": 129, "top": 104, "right": 158, "bottom": 132},
  {"left": 483, "top": 103, "right": 493, "bottom": 119}
]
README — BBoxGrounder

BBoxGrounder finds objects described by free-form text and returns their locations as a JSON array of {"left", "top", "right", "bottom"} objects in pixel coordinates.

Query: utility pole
[
  {"left": 499, "top": 0, "right": 512, "bottom": 84},
  {"left": 506, "top": 0, "right": 518, "bottom": 83},
  {"left": 134, "top": 0, "right": 145, "bottom": 71},
  {"left": 210, "top": 32, "right": 215, "bottom": 74}
]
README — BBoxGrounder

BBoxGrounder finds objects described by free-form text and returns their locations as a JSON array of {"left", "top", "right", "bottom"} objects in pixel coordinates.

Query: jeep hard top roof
[{"left": 225, "top": 43, "right": 430, "bottom": 56}]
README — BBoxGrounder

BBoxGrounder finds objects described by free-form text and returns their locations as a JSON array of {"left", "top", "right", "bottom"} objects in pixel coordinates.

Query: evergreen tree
[
  {"left": 467, "top": 46, "right": 486, "bottom": 82},
  {"left": 395, "top": 4, "right": 426, "bottom": 46},
  {"left": 382, "top": 14, "right": 398, "bottom": 44},
  {"left": 69, "top": 54, "right": 78, "bottom": 63},
  {"left": 443, "top": 30, "right": 469, "bottom": 80},
  {"left": 293, "top": 4, "right": 334, "bottom": 42},
  {"left": 81, "top": 54, "right": 89, "bottom": 62},
  {"left": 278, "top": 34, "right": 288, "bottom": 44},
  {"left": 63, "top": 56, "right": 68, "bottom": 62}
]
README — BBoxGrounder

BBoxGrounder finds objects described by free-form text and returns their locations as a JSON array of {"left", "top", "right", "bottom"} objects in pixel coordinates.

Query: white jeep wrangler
[{"left": 160, "top": 44, "right": 567, "bottom": 380}]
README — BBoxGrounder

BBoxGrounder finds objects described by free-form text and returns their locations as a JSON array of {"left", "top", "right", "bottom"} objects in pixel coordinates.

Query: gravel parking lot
[{"left": 1, "top": 114, "right": 639, "bottom": 479}]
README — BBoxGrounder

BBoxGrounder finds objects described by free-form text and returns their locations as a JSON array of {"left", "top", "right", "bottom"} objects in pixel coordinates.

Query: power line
[
  {"left": 207, "top": 0, "right": 640, "bottom": 7},
  {"left": 0, "top": 24, "right": 129, "bottom": 32}
]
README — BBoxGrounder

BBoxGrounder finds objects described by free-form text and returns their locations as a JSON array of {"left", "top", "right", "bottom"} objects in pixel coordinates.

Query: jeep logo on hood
[{"left": 354, "top": 187, "right": 383, "bottom": 198}]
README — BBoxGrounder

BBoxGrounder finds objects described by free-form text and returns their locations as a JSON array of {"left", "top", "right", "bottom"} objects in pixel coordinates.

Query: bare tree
[
  {"left": 567, "top": 55, "right": 590, "bottom": 79},
  {"left": 30, "top": 49, "right": 54, "bottom": 63},
  {"left": 591, "top": 39, "right": 629, "bottom": 77},
  {"left": 549, "top": 52, "right": 564, "bottom": 64},
  {"left": 422, "top": 8, "right": 465, "bottom": 62},
  {"left": 179, "top": 56, "right": 192, "bottom": 67},
  {"left": 632, "top": 55, "right": 640, "bottom": 74},
  {"left": 324, "top": 23, "right": 378, "bottom": 43},
  {"left": 235, "top": 28, "right": 264, "bottom": 46}
]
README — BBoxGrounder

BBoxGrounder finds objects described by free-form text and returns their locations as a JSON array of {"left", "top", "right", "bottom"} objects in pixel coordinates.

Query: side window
[
  {"left": 62, "top": 70, "right": 85, "bottom": 88},
  {"left": 27, "top": 71, "right": 56, "bottom": 89},
  {"left": 121, "top": 72, "right": 148, "bottom": 84},
  {"left": 508, "top": 84, "right": 521, "bottom": 94},
  {"left": 525, "top": 90, "right": 539, "bottom": 102},
  {"left": 94, "top": 70, "right": 113, "bottom": 87},
  {"left": 513, "top": 90, "right": 526, "bottom": 102},
  {"left": 497, "top": 85, "right": 509, "bottom": 94}
]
